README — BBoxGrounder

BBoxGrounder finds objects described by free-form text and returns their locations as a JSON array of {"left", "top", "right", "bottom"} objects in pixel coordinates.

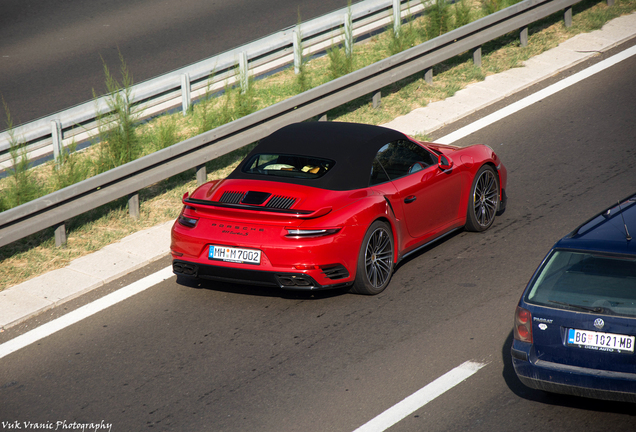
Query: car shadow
[
  {"left": 393, "top": 228, "right": 464, "bottom": 272},
  {"left": 501, "top": 330, "right": 636, "bottom": 415},
  {"left": 176, "top": 275, "right": 350, "bottom": 300}
]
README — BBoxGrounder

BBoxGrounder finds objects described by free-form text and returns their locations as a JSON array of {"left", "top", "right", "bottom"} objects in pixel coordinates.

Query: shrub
[
  {"left": 327, "top": 42, "right": 353, "bottom": 79},
  {"left": 234, "top": 72, "right": 258, "bottom": 119},
  {"left": 93, "top": 52, "right": 141, "bottom": 173},
  {"left": 387, "top": 3, "right": 418, "bottom": 55},
  {"left": 294, "top": 9, "right": 311, "bottom": 92},
  {"left": 482, "top": 0, "right": 502, "bottom": 15},
  {"left": 427, "top": 0, "right": 452, "bottom": 39},
  {"left": 454, "top": 0, "right": 473, "bottom": 29},
  {"left": 49, "top": 142, "right": 91, "bottom": 191},
  {"left": 194, "top": 72, "right": 220, "bottom": 134},
  {"left": 1, "top": 99, "right": 41, "bottom": 210}
]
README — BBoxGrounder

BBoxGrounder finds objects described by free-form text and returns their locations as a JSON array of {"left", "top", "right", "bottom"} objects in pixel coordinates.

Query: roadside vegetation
[{"left": 0, "top": 0, "right": 635, "bottom": 290}]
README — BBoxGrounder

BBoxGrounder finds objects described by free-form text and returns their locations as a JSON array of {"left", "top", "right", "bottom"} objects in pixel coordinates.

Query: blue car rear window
[{"left": 526, "top": 250, "right": 636, "bottom": 317}]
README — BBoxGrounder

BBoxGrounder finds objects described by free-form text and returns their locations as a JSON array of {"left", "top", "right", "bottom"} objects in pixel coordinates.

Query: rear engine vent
[
  {"left": 219, "top": 191, "right": 245, "bottom": 204},
  {"left": 242, "top": 191, "right": 271, "bottom": 205},
  {"left": 321, "top": 265, "right": 350, "bottom": 280},
  {"left": 267, "top": 195, "right": 296, "bottom": 209},
  {"left": 218, "top": 191, "right": 295, "bottom": 209}
]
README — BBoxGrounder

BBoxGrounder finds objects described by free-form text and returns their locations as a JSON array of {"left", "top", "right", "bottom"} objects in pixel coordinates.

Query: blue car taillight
[{"left": 514, "top": 306, "right": 533, "bottom": 343}]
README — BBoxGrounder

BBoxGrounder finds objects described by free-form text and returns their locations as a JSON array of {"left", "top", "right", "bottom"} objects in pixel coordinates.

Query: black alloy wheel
[
  {"left": 465, "top": 165, "right": 500, "bottom": 232},
  {"left": 351, "top": 220, "right": 394, "bottom": 295}
]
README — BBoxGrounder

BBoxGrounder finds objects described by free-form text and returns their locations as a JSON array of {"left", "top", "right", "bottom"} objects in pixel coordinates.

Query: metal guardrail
[
  {"left": 0, "top": 0, "right": 428, "bottom": 169},
  {"left": 0, "top": 0, "right": 588, "bottom": 248}
]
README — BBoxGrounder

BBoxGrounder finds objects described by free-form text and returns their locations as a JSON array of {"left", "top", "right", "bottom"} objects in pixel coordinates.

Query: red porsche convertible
[{"left": 171, "top": 122, "right": 507, "bottom": 295}]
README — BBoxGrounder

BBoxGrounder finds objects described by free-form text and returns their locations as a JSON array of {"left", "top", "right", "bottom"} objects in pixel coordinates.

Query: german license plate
[
  {"left": 567, "top": 328, "right": 635, "bottom": 353},
  {"left": 209, "top": 245, "right": 261, "bottom": 265}
]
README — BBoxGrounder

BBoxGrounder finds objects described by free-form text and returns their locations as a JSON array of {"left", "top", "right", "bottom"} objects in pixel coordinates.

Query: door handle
[{"left": 404, "top": 196, "right": 417, "bottom": 204}]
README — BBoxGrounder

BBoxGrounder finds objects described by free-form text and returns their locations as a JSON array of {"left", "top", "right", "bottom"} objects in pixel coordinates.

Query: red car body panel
[
  {"left": 171, "top": 180, "right": 391, "bottom": 287},
  {"left": 170, "top": 123, "right": 507, "bottom": 291}
]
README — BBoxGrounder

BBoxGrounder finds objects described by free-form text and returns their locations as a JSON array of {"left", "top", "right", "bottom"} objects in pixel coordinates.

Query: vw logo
[{"left": 594, "top": 318, "right": 605, "bottom": 330}]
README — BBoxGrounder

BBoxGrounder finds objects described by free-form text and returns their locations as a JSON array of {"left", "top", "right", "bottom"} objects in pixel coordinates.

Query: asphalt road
[
  {"left": 0, "top": 0, "right": 351, "bottom": 127},
  {"left": 1, "top": 48, "right": 635, "bottom": 431}
]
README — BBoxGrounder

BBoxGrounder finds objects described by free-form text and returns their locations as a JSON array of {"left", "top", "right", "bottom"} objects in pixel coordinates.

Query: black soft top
[{"left": 228, "top": 122, "right": 407, "bottom": 191}]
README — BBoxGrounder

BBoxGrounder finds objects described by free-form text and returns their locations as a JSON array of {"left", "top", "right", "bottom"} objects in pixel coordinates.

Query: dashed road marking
[{"left": 353, "top": 360, "right": 488, "bottom": 432}]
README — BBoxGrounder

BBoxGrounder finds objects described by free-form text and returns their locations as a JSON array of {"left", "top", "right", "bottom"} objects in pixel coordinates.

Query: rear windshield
[
  {"left": 526, "top": 250, "right": 636, "bottom": 317},
  {"left": 242, "top": 153, "right": 335, "bottom": 179}
]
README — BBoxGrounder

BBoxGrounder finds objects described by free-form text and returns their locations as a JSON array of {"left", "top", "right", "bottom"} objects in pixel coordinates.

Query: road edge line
[
  {"left": 436, "top": 44, "right": 636, "bottom": 144},
  {"left": 0, "top": 266, "right": 174, "bottom": 360}
]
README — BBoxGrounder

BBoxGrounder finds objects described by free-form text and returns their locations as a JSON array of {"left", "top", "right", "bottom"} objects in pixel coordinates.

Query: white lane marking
[
  {"left": 0, "top": 266, "right": 174, "bottom": 360},
  {"left": 437, "top": 44, "right": 636, "bottom": 144},
  {"left": 353, "top": 360, "right": 487, "bottom": 432}
]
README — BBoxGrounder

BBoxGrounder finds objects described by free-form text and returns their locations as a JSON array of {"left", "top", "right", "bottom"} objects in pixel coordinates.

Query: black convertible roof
[{"left": 228, "top": 122, "right": 407, "bottom": 191}]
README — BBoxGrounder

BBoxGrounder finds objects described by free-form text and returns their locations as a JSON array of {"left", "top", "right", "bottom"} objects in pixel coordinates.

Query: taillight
[
  {"left": 285, "top": 228, "right": 340, "bottom": 238},
  {"left": 513, "top": 306, "right": 532, "bottom": 343},
  {"left": 178, "top": 215, "right": 198, "bottom": 228},
  {"left": 178, "top": 206, "right": 199, "bottom": 228}
]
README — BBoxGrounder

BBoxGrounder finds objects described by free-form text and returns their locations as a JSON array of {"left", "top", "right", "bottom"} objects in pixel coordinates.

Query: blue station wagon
[{"left": 512, "top": 193, "right": 636, "bottom": 402}]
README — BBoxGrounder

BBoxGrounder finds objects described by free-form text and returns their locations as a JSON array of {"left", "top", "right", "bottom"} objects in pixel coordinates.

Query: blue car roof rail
[{"left": 566, "top": 191, "right": 636, "bottom": 239}]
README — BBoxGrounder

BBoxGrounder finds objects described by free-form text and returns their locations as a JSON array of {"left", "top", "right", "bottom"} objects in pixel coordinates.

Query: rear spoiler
[{"left": 183, "top": 193, "right": 332, "bottom": 219}]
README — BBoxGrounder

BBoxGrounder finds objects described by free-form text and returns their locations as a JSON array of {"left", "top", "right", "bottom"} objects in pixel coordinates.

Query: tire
[
  {"left": 350, "top": 221, "right": 394, "bottom": 295},
  {"left": 465, "top": 165, "right": 500, "bottom": 232}
]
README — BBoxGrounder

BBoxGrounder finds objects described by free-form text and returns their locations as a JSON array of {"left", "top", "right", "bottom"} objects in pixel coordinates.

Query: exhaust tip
[
  {"left": 276, "top": 274, "right": 317, "bottom": 289},
  {"left": 173, "top": 262, "right": 198, "bottom": 276}
]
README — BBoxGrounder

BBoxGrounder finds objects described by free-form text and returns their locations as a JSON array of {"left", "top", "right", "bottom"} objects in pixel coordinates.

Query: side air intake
[{"left": 321, "top": 265, "right": 350, "bottom": 280}]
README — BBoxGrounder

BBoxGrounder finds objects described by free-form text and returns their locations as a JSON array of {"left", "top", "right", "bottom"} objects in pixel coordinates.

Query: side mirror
[{"left": 438, "top": 154, "right": 453, "bottom": 171}]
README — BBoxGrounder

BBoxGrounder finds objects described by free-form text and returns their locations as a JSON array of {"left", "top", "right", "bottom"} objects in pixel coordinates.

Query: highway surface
[
  {"left": 0, "top": 0, "right": 351, "bottom": 127},
  {"left": 1, "top": 43, "right": 635, "bottom": 431}
]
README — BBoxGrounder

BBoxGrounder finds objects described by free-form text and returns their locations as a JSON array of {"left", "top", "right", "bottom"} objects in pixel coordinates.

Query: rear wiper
[{"left": 548, "top": 300, "right": 604, "bottom": 313}]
